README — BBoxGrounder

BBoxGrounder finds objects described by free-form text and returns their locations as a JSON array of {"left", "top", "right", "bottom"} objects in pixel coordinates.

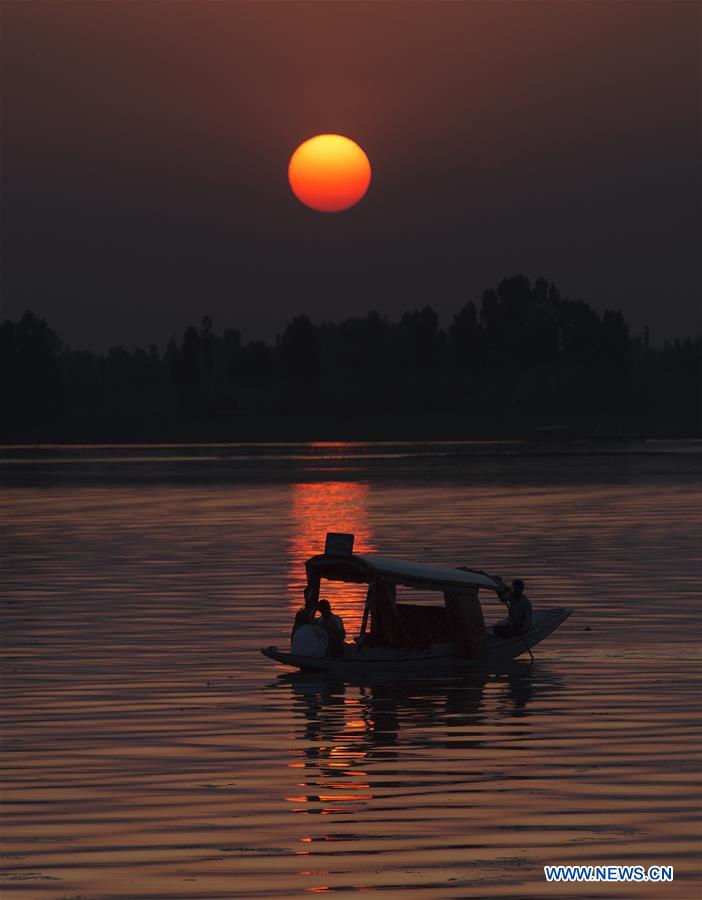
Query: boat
[{"left": 261, "top": 533, "right": 572, "bottom": 674}]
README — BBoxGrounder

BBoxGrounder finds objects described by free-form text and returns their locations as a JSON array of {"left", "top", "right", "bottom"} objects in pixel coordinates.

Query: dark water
[{"left": 1, "top": 443, "right": 701, "bottom": 898}]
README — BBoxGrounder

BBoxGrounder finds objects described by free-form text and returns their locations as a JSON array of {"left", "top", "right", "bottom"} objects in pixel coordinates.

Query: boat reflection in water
[{"left": 270, "top": 664, "right": 563, "bottom": 818}]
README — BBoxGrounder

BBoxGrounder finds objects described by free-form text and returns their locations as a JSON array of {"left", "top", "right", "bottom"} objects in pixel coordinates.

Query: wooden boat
[{"left": 261, "top": 535, "right": 572, "bottom": 674}]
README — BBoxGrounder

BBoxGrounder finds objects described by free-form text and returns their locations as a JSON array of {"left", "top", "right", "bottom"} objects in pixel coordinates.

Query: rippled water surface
[{"left": 2, "top": 443, "right": 701, "bottom": 898}]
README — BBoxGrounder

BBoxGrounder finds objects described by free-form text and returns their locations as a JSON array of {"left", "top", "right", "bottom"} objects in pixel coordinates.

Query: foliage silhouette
[{"left": 1, "top": 276, "right": 699, "bottom": 441}]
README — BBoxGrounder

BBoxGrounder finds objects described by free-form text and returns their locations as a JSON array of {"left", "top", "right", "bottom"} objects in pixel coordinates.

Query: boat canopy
[{"left": 305, "top": 552, "right": 499, "bottom": 593}]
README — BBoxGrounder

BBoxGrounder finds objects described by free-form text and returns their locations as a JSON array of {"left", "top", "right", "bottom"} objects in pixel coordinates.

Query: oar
[{"left": 520, "top": 630, "right": 535, "bottom": 663}]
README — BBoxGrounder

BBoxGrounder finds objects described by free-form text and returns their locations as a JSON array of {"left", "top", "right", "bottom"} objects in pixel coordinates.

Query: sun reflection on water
[{"left": 288, "top": 482, "right": 375, "bottom": 635}]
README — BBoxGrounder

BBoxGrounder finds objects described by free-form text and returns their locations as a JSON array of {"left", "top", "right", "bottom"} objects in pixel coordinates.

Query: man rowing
[{"left": 493, "top": 578, "right": 532, "bottom": 638}]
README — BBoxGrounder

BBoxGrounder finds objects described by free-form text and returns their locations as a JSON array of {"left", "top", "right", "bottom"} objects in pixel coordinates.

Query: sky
[{"left": 2, "top": 0, "right": 700, "bottom": 351}]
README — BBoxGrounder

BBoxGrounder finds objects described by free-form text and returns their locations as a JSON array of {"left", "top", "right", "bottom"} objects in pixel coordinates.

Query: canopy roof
[{"left": 306, "top": 552, "right": 499, "bottom": 592}]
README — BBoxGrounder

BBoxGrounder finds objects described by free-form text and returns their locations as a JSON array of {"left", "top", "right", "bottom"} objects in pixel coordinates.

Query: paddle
[{"left": 519, "top": 630, "right": 535, "bottom": 663}]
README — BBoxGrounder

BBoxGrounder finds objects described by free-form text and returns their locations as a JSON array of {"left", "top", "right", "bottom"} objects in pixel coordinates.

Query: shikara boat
[{"left": 261, "top": 535, "right": 572, "bottom": 674}]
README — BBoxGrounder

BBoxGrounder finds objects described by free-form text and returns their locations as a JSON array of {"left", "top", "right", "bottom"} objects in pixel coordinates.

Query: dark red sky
[{"left": 2, "top": 0, "right": 700, "bottom": 350}]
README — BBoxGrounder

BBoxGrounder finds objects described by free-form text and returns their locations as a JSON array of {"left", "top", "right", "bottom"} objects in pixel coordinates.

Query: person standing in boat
[
  {"left": 318, "top": 599, "right": 346, "bottom": 657},
  {"left": 494, "top": 579, "right": 532, "bottom": 638}
]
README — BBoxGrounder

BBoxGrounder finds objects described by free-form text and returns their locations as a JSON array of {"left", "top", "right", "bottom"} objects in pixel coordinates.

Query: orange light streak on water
[{"left": 288, "top": 481, "right": 375, "bottom": 636}]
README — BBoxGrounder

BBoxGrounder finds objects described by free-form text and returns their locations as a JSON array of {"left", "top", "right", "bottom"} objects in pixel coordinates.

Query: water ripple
[{"left": 1, "top": 456, "right": 701, "bottom": 897}]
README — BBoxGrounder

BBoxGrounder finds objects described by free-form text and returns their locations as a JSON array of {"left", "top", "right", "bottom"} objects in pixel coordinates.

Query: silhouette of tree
[
  {"left": 397, "top": 306, "right": 439, "bottom": 370},
  {"left": 602, "top": 309, "right": 630, "bottom": 366},
  {"left": 174, "top": 325, "right": 201, "bottom": 411},
  {"left": 0, "top": 311, "right": 63, "bottom": 430},
  {"left": 449, "top": 301, "right": 481, "bottom": 372},
  {"left": 278, "top": 315, "right": 320, "bottom": 388},
  {"left": 220, "top": 327, "right": 242, "bottom": 403},
  {"left": 480, "top": 275, "right": 559, "bottom": 371},
  {"left": 557, "top": 298, "right": 601, "bottom": 362},
  {"left": 1, "top": 277, "right": 699, "bottom": 441}
]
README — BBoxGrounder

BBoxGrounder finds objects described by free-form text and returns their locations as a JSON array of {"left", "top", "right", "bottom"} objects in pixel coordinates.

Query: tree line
[{"left": 1, "top": 275, "right": 700, "bottom": 441}]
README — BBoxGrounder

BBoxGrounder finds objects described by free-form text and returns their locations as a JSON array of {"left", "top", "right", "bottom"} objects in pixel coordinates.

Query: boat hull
[{"left": 261, "top": 607, "right": 572, "bottom": 674}]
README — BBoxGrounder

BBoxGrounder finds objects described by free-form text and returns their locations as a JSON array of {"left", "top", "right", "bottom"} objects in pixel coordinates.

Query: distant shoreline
[
  {"left": 4, "top": 285, "right": 700, "bottom": 445},
  {"left": 1, "top": 423, "right": 698, "bottom": 445}
]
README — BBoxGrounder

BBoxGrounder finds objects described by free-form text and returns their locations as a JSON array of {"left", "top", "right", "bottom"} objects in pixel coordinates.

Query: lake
[{"left": 1, "top": 442, "right": 701, "bottom": 898}]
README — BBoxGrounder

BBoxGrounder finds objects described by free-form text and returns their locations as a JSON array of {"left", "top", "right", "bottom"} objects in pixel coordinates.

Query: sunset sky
[{"left": 2, "top": 0, "right": 700, "bottom": 350}]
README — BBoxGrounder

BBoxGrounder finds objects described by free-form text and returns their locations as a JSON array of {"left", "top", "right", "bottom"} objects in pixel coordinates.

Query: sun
[{"left": 288, "top": 134, "right": 371, "bottom": 213}]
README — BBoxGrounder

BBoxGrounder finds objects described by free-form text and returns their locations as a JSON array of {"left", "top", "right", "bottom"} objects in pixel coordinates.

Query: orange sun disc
[{"left": 288, "top": 134, "right": 371, "bottom": 213}]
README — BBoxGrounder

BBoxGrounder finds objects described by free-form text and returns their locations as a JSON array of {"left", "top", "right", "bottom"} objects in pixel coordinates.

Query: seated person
[
  {"left": 291, "top": 622, "right": 328, "bottom": 657},
  {"left": 493, "top": 578, "right": 533, "bottom": 638},
  {"left": 318, "top": 598, "right": 346, "bottom": 658},
  {"left": 291, "top": 586, "right": 317, "bottom": 644},
  {"left": 291, "top": 586, "right": 328, "bottom": 657}
]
